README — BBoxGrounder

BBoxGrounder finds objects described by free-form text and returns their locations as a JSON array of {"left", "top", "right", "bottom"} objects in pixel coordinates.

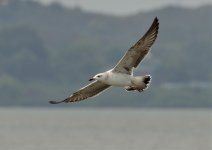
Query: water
[{"left": 0, "top": 108, "right": 211, "bottom": 150}]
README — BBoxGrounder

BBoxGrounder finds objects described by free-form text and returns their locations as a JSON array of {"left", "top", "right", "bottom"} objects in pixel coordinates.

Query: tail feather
[
  {"left": 125, "top": 75, "right": 151, "bottom": 92},
  {"left": 143, "top": 75, "right": 151, "bottom": 85}
]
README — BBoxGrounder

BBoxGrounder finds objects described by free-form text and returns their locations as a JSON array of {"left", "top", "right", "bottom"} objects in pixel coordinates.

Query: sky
[{"left": 37, "top": 0, "right": 211, "bottom": 16}]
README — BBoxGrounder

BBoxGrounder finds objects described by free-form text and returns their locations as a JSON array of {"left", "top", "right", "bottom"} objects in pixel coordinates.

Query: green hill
[{"left": 0, "top": 1, "right": 211, "bottom": 107}]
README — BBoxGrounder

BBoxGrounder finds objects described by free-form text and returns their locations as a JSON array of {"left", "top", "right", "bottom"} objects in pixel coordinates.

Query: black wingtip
[
  {"left": 153, "top": 17, "right": 159, "bottom": 26},
  {"left": 153, "top": 17, "right": 159, "bottom": 23},
  {"left": 152, "top": 17, "right": 159, "bottom": 36},
  {"left": 49, "top": 100, "right": 66, "bottom": 104}
]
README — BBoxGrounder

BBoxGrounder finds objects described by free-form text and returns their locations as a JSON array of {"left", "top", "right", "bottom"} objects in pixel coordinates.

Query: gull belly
[{"left": 103, "top": 72, "right": 132, "bottom": 87}]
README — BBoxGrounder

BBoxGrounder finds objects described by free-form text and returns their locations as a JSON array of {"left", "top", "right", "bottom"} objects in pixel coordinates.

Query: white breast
[{"left": 104, "top": 71, "right": 132, "bottom": 87}]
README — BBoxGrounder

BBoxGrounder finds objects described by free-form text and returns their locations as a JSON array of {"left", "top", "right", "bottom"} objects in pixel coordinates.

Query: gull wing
[
  {"left": 49, "top": 81, "right": 110, "bottom": 104},
  {"left": 113, "top": 17, "right": 159, "bottom": 74}
]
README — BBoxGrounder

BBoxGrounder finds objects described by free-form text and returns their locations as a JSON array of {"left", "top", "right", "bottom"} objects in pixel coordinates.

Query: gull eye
[{"left": 97, "top": 75, "right": 102, "bottom": 78}]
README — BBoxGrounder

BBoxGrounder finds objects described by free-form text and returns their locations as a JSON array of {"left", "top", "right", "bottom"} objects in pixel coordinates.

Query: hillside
[{"left": 0, "top": 1, "right": 211, "bottom": 107}]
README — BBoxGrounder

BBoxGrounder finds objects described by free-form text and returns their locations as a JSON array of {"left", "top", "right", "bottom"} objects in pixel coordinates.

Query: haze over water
[{"left": 0, "top": 108, "right": 211, "bottom": 150}]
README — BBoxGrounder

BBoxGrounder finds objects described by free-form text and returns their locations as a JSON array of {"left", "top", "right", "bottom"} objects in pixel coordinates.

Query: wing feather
[
  {"left": 49, "top": 81, "right": 110, "bottom": 104},
  {"left": 113, "top": 17, "right": 159, "bottom": 74}
]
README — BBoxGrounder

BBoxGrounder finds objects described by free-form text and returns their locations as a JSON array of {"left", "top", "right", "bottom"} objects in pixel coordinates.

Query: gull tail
[
  {"left": 143, "top": 75, "right": 151, "bottom": 85},
  {"left": 141, "top": 75, "right": 151, "bottom": 90},
  {"left": 125, "top": 75, "right": 151, "bottom": 92}
]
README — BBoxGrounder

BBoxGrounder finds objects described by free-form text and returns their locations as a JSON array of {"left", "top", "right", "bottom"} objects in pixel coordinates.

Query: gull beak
[{"left": 89, "top": 78, "right": 95, "bottom": 81}]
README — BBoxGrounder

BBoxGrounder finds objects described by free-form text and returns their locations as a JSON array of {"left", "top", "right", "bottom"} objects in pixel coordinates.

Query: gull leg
[{"left": 125, "top": 86, "right": 136, "bottom": 91}]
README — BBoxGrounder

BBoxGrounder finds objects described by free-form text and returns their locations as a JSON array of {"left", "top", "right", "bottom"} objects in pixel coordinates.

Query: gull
[{"left": 49, "top": 17, "right": 159, "bottom": 104}]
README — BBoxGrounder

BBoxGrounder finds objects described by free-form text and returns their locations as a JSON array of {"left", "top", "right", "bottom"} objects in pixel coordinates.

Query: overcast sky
[{"left": 38, "top": 0, "right": 211, "bottom": 15}]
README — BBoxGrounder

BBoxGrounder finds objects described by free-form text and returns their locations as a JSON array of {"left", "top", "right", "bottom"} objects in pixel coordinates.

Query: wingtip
[
  {"left": 49, "top": 100, "right": 66, "bottom": 104},
  {"left": 153, "top": 17, "right": 159, "bottom": 33},
  {"left": 154, "top": 17, "right": 159, "bottom": 26},
  {"left": 154, "top": 17, "right": 159, "bottom": 22}
]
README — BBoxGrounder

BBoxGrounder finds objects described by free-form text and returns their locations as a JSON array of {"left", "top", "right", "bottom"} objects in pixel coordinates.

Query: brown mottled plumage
[
  {"left": 49, "top": 81, "right": 110, "bottom": 104},
  {"left": 113, "top": 17, "right": 159, "bottom": 74},
  {"left": 49, "top": 17, "right": 159, "bottom": 104}
]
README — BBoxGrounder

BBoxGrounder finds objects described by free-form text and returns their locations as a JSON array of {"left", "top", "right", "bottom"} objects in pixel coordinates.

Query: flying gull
[{"left": 49, "top": 17, "right": 159, "bottom": 104}]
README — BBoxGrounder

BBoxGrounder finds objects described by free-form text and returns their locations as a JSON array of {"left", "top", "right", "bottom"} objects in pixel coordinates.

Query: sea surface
[{"left": 0, "top": 108, "right": 211, "bottom": 150}]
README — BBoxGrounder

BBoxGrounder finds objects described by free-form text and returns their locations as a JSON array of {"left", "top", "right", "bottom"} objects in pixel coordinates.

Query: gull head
[{"left": 89, "top": 73, "right": 106, "bottom": 82}]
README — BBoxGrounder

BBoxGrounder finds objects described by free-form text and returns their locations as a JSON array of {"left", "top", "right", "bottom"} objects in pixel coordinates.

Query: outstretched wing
[
  {"left": 49, "top": 81, "right": 110, "bottom": 104},
  {"left": 113, "top": 17, "right": 159, "bottom": 74}
]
